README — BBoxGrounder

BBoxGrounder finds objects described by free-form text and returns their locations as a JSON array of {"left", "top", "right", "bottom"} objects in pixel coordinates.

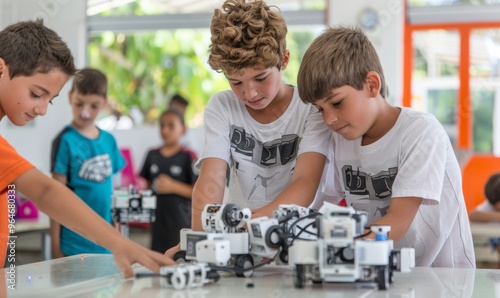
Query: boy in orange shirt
[{"left": 0, "top": 19, "right": 174, "bottom": 279}]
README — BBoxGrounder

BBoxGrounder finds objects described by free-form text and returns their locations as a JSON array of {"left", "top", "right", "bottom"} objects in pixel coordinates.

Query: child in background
[
  {"left": 140, "top": 109, "right": 198, "bottom": 253},
  {"left": 469, "top": 172, "right": 500, "bottom": 222},
  {"left": 168, "top": 94, "right": 189, "bottom": 116},
  {"left": 50, "top": 68, "right": 125, "bottom": 258},
  {"left": 297, "top": 26, "right": 475, "bottom": 268},
  {"left": 0, "top": 19, "right": 173, "bottom": 279},
  {"left": 167, "top": 93, "right": 200, "bottom": 154}
]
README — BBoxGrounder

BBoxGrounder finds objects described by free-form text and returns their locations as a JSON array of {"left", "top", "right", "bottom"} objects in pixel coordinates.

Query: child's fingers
[
  {"left": 137, "top": 255, "right": 162, "bottom": 274},
  {"left": 148, "top": 250, "right": 176, "bottom": 267},
  {"left": 157, "top": 174, "right": 169, "bottom": 180},
  {"left": 113, "top": 257, "right": 135, "bottom": 278},
  {"left": 165, "top": 243, "right": 180, "bottom": 258},
  {"left": 113, "top": 251, "right": 160, "bottom": 277}
]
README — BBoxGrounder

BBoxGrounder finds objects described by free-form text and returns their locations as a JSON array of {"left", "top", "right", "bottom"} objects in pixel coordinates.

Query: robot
[
  {"left": 136, "top": 262, "right": 220, "bottom": 290},
  {"left": 287, "top": 203, "right": 415, "bottom": 290},
  {"left": 158, "top": 263, "right": 220, "bottom": 290},
  {"left": 111, "top": 186, "right": 156, "bottom": 237},
  {"left": 173, "top": 204, "right": 257, "bottom": 277},
  {"left": 166, "top": 202, "right": 413, "bottom": 290}
]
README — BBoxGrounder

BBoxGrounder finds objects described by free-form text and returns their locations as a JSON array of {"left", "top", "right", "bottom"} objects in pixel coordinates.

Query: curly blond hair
[{"left": 208, "top": 0, "right": 287, "bottom": 75}]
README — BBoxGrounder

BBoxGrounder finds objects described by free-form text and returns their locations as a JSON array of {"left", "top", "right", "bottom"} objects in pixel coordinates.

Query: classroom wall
[
  {"left": 329, "top": 0, "right": 404, "bottom": 106},
  {"left": 0, "top": 0, "right": 404, "bottom": 178}
]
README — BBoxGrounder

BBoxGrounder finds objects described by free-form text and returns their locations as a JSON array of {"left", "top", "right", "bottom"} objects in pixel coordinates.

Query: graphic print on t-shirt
[
  {"left": 78, "top": 154, "right": 112, "bottom": 182},
  {"left": 229, "top": 124, "right": 300, "bottom": 201},
  {"left": 341, "top": 164, "right": 398, "bottom": 219},
  {"left": 230, "top": 125, "right": 299, "bottom": 166}
]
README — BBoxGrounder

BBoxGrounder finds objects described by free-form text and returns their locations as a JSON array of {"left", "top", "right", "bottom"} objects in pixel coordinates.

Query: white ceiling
[{"left": 87, "top": 0, "right": 319, "bottom": 16}]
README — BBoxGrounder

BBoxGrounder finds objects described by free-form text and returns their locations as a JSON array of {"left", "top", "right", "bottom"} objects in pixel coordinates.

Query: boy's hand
[
  {"left": 110, "top": 237, "right": 175, "bottom": 277},
  {"left": 165, "top": 243, "right": 181, "bottom": 259}
]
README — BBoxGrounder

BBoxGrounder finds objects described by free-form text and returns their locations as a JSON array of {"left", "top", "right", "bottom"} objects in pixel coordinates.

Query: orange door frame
[{"left": 403, "top": 9, "right": 500, "bottom": 212}]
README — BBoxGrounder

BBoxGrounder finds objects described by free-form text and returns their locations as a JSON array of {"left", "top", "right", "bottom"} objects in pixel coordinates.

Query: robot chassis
[
  {"left": 111, "top": 186, "right": 157, "bottom": 237},
  {"left": 288, "top": 203, "right": 415, "bottom": 290},
  {"left": 174, "top": 203, "right": 323, "bottom": 277}
]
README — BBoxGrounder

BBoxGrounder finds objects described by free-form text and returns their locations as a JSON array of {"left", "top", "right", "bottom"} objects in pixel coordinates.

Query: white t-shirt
[
  {"left": 474, "top": 200, "right": 495, "bottom": 212},
  {"left": 329, "top": 107, "right": 475, "bottom": 268},
  {"left": 199, "top": 86, "right": 332, "bottom": 209}
]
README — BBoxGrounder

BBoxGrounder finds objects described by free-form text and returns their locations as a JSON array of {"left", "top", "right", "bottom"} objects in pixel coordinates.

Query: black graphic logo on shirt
[
  {"left": 230, "top": 126, "right": 300, "bottom": 167},
  {"left": 78, "top": 154, "right": 112, "bottom": 183},
  {"left": 342, "top": 165, "right": 398, "bottom": 217},
  {"left": 229, "top": 125, "right": 301, "bottom": 201},
  {"left": 231, "top": 127, "right": 256, "bottom": 157}
]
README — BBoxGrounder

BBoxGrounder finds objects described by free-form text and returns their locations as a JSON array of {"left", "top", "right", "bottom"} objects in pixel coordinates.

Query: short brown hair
[
  {"left": 0, "top": 19, "right": 76, "bottom": 78},
  {"left": 70, "top": 68, "right": 107, "bottom": 97},
  {"left": 160, "top": 108, "right": 185, "bottom": 126},
  {"left": 208, "top": 0, "right": 287, "bottom": 75},
  {"left": 170, "top": 94, "right": 189, "bottom": 107},
  {"left": 485, "top": 172, "right": 500, "bottom": 205},
  {"left": 297, "top": 26, "right": 388, "bottom": 104}
]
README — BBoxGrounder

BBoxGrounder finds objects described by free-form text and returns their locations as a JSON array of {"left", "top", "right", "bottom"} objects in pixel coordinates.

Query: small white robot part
[{"left": 159, "top": 263, "right": 219, "bottom": 290}]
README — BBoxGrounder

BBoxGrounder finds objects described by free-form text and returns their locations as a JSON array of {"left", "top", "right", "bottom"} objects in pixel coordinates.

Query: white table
[{"left": 3, "top": 254, "right": 498, "bottom": 297}]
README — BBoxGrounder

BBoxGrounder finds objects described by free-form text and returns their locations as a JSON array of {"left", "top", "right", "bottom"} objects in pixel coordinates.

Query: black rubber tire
[
  {"left": 265, "top": 225, "right": 283, "bottom": 249},
  {"left": 235, "top": 254, "right": 254, "bottom": 278},
  {"left": 376, "top": 266, "right": 389, "bottom": 290},
  {"left": 222, "top": 204, "right": 240, "bottom": 228},
  {"left": 172, "top": 250, "right": 186, "bottom": 263},
  {"left": 279, "top": 248, "right": 288, "bottom": 264},
  {"left": 294, "top": 264, "right": 305, "bottom": 288}
]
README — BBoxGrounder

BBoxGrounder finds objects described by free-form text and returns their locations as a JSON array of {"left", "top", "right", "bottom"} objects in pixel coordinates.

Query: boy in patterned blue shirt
[{"left": 50, "top": 68, "right": 125, "bottom": 258}]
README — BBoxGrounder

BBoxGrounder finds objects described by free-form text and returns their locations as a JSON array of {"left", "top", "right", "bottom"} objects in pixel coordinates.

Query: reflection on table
[{"left": 3, "top": 254, "right": 500, "bottom": 297}]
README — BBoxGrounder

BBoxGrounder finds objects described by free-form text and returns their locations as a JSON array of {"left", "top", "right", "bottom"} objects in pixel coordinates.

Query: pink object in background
[
  {"left": 120, "top": 148, "right": 139, "bottom": 189},
  {"left": 15, "top": 193, "right": 39, "bottom": 219}
]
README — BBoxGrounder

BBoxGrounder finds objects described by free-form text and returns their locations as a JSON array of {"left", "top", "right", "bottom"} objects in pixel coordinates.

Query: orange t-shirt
[{"left": 0, "top": 136, "right": 34, "bottom": 267}]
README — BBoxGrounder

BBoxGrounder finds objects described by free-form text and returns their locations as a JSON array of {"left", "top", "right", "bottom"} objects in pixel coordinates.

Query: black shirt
[{"left": 139, "top": 147, "right": 198, "bottom": 253}]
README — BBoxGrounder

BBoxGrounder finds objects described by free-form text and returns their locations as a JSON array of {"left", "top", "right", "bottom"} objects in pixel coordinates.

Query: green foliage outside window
[
  {"left": 88, "top": 29, "right": 319, "bottom": 127},
  {"left": 472, "top": 89, "right": 494, "bottom": 153}
]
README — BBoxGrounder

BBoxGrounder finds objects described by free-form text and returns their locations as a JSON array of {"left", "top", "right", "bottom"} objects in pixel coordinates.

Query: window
[
  {"left": 87, "top": 0, "right": 326, "bottom": 128},
  {"left": 470, "top": 29, "right": 500, "bottom": 153},
  {"left": 411, "top": 30, "right": 460, "bottom": 145},
  {"left": 408, "top": 0, "right": 500, "bottom": 7}
]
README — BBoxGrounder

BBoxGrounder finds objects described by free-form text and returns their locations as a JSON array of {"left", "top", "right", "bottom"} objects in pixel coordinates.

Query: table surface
[{"left": 3, "top": 254, "right": 500, "bottom": 298}]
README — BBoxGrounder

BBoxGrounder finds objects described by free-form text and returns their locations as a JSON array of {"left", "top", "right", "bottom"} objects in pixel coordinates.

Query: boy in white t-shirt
[
  {"left": 469, "top": 172, "right": 500, "bottom": 222},
  {"left": 165, "top": 0, "right": 333, "bottom": 257},
  {"left": 297, "top": 26, "right": 475, "bottom": 268}
]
